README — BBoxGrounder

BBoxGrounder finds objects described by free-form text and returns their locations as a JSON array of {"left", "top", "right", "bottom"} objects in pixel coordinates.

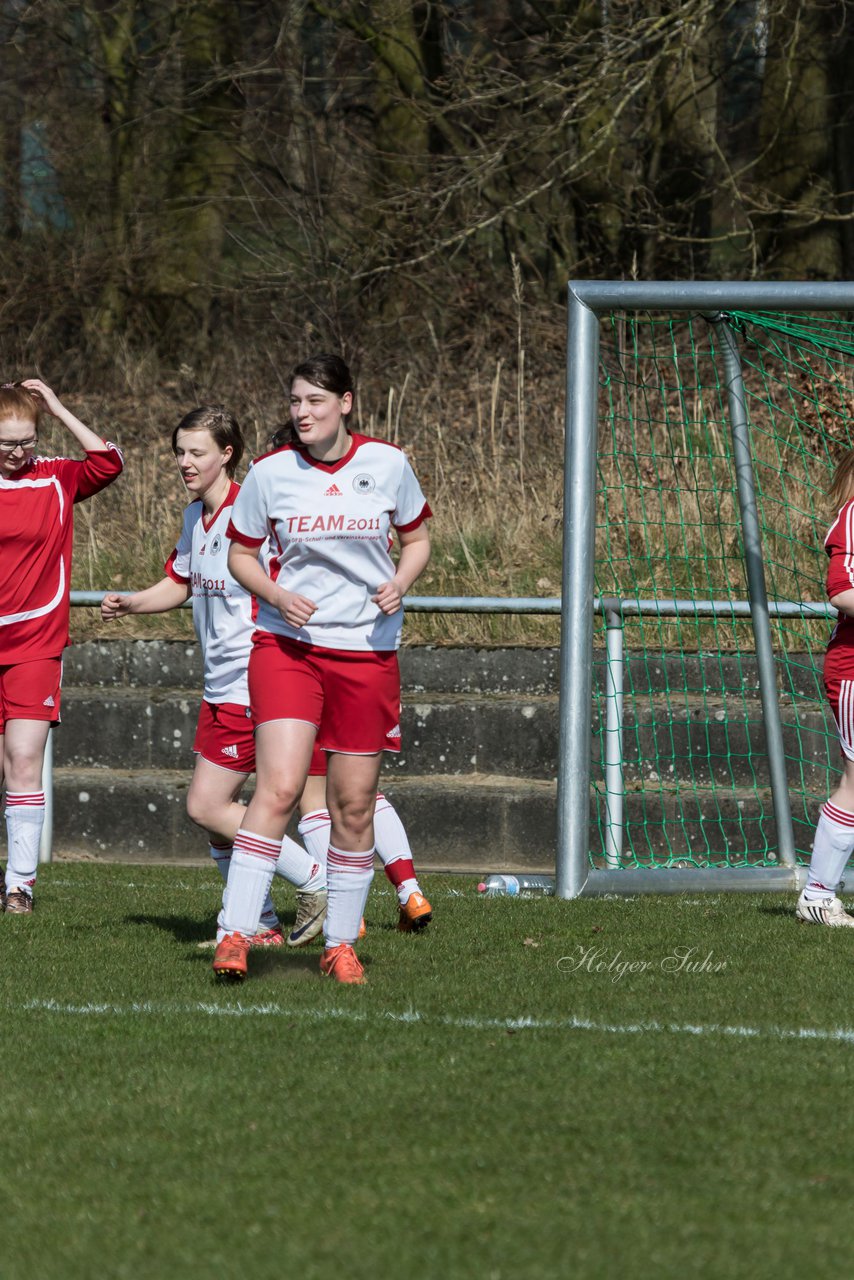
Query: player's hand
[
  {"left": 372, "top": 580, "right": 403, "bottom": 615},
  {"left": 20, "top": 378, "right": 64, "bottom": 418},
  {"left": 276, "top": 589, "right": 318, "bottom": 628},
  {"left": 101, "top": 592, "right": 133, "bottom": 621}
]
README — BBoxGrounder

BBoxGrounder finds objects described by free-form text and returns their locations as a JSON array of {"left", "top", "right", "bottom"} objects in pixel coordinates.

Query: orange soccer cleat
[
  {"left": 398, "top": 890, "right": 432, "bottom": 933},
  {"left": 212, "top": 931, "right": 250, "bottom": 981},
  {"left": 319, "top": 942, "right": 366, "bottom": 985}
]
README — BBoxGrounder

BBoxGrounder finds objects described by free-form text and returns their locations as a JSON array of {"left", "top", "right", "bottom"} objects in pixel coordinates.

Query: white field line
[{"left": 12, "top": 997, "right": 854, "bottom": 1045}]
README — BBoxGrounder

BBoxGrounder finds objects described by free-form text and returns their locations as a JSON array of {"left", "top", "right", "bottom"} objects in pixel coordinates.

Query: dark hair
[
  {"left": 171, "top": 405, "right": 244, "bottom": 477},
  {"left": 268, "top": 422, "right": 295, "bottom": 450},
  {"left": 0, "top": 383, "right": 41, "bottom": 429},
  {"left": 289, "top": 353, "right": 354, "bottom": 404}
]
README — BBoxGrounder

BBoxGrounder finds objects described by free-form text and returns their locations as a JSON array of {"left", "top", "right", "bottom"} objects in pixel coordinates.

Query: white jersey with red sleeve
[
  {"left": 165, "top": 480, "right": 255, "bottom": 704},
  {"left": 0, "top": 444, "right": 123, "bottom": 663},
  {"left": 227, "top": 433, "right": 431, "bottom": 651}
]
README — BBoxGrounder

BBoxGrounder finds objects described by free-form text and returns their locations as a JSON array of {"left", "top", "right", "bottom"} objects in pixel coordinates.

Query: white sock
[
  {"left": 222, "top": 830, "right": 279, "bottom": 938},
  {"left": 211, "top": 841, "right": 278, "bottom": 934},
  {"left": 276, "top": 832, "right": 325, "bottom": 891},
  {"left": 324, "top": 845, "right": 374, "bottom": 947},
  {"left": 5, "top": 792, "right": 45, "bottom": 895},
  {"left": 805, "top": 801, "right": 854, "bottom": 897},
  {"left": 394, "top": 876, "right": 420, "bottom": 905},
  {"left": 373, "top": 793, "right": 413, "bottom": 867},
  {"left": 298, "top": 810, "right": 331, "bottom": 869}
]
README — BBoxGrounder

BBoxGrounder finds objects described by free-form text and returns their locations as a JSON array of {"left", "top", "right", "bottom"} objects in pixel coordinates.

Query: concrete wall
[{"left": 41, "top": 641, "right": 831, "bottom": 870}]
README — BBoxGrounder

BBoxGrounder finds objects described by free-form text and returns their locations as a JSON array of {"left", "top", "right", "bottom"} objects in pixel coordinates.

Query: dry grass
[
  {"left": 63, "top": 320, "right": 567, "bottom": 647},
  {"left": 61, "top": 311, "right": 850, "bottom": 652}
]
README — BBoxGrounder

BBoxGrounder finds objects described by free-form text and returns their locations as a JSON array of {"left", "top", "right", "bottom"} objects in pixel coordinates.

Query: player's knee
[
  {"left": 186, "top": 789, "right": 213, "bottom": 830},
  {"left": 259, "top": 779, "right": 302, "bottom": 820},
  {"left": 4, "top": 749, "right": 46, "bottom": 791},
  {"left": 330, "top": 795, "right": 374, "bottom": 840}
]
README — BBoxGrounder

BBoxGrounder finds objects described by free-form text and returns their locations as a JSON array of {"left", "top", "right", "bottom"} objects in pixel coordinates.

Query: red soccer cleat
[{"left": 212, "top": 931, "right": 250, "bottom": 981}]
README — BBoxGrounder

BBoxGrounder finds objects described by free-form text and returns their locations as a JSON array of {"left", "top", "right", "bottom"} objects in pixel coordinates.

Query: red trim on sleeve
[
  {"left": 226, "top": 518, "right": 265, "bottom": 548},
  {"left": 394, "top": 502, "right": 433, "bottom": 534},
  {"left": 164, "top": 549, "right": 190, "bottom": 585}
]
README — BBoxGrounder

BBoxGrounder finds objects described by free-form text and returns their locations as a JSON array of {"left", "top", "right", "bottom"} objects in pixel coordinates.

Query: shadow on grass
[
  {"left": 759, "top": 904, "right": 800, "bottom": 919},
  {"left": 124, "top": 913, "right": 213, "bottom": 944}
]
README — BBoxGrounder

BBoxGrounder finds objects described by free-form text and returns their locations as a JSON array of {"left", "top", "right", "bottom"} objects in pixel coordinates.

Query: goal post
[{"left": 558, "top": 281, "right": 854, "bottom": 898}]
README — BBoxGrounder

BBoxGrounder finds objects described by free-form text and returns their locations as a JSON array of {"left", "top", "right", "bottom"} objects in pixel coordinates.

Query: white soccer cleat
[
  {"left": 796, "top": 889, "right": 854, "bottom": 928},
  {"left": 287, "top": 888, "right": 328, "bottom": 948}
]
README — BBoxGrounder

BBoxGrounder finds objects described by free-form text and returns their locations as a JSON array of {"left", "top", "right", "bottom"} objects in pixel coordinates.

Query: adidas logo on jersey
[
  {"left": 221, "top": 744, "right": 239, "bottom": 759},
  {"left": 324, "top": 483, "right": 343, "bottom": 497},
  {"left": 43, "top": 695, "right": 55, "bottom": 707}
]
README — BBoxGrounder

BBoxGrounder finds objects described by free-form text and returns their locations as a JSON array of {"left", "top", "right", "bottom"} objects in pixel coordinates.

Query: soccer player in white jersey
[
  {"left": 796, "top": 448, "right": 854, "bottom": 926},
  {"left": 101, "top": 407, "right": 327, "bottom": 945},
  {"left": 268, "top": 419, "right": 433, "bottom": 937},
  {"left": 214, "top": 354, "right": 432, "bottom": 984},
  {"left": 0, "top": 379, "right": 123, "bottom": 914}
]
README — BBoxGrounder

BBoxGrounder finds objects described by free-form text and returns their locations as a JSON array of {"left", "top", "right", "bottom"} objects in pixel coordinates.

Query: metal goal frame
[{"left": 557, "top": 280, "right": 854, "bottom": 899}]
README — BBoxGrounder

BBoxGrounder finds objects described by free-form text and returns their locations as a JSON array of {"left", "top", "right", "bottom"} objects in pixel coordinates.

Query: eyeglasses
[{"left": 0, "top": 437, "right": 37, "bottom": 453}]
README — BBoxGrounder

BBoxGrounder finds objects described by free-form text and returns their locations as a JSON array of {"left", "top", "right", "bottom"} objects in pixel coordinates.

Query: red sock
[{"left": 384, "top": 856, "right": 416, "bottom": 888}]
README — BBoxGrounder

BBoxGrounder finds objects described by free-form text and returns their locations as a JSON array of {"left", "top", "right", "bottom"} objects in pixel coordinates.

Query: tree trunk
[{"left": 150, "top": 0, "right": 244, "bottom": 347}]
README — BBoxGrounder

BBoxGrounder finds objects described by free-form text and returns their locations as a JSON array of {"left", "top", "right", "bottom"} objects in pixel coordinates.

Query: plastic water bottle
[{"left": 477, "top": 874, "right": 554, "bottom": 897}]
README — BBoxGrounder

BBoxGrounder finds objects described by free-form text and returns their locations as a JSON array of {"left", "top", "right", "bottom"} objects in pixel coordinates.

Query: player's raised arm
[{"left": 21, "top": 379, "right": 115, "bottom": 453}]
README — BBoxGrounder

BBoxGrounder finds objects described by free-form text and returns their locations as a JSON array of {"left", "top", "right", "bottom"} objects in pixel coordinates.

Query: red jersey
[{"left": 0, "top": 445, "right": 123, "bottom": 662}]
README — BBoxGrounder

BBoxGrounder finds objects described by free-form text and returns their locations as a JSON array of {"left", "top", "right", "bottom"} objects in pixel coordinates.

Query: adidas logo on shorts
[
  {"left": 386, "top": 724, "right": 401, "bottom": 740},
  {"left": 221, "top": 744, "right": 239, "bottom": 759},
  {"left": 43, "top": 695, "right": 55, "bottom": 707}
]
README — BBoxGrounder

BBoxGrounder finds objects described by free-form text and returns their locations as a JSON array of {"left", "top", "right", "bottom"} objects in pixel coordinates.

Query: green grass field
[{"left": 1, "top": 864, "right": 852, "bottom": 1280}]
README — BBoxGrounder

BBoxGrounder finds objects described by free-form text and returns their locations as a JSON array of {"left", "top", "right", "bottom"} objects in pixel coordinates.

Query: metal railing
[{"left": 39, "top": 590, "right": 831, "bottom": 870}]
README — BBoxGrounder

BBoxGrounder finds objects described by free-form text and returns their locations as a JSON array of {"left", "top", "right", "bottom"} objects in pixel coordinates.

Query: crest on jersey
[
  {"left": 210, "top": 534, "right": 222, "bottom": 555},
  {"left": 353, "top": 473, "right": 375, "bottom": 494}
]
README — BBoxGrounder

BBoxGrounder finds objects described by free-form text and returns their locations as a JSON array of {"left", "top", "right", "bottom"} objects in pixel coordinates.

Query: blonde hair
[{"left": 829, "top": 449, "right": 854, "bottom": 508}]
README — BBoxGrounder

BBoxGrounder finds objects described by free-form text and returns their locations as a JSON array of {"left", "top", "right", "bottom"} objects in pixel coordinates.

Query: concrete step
[
  {"left": 50, "top": 767, "right": 556, "bottom": 870},
  {"left": 61, "top": 640, "right": 825, "bottom": 699},
  {"left": 55, "top": 687, "right": 560, "bottom": 778},
  {"left": 55, "top": 684, "right": 835, "bottom": 786},
  {"left": 49, "top": 766, "right": 787, "bottom": 870}
]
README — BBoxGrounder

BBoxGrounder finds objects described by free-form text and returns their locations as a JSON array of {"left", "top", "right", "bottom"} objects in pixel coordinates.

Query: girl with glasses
[{"left": 0, "top": 379, "right": 123, "bottom": 913}]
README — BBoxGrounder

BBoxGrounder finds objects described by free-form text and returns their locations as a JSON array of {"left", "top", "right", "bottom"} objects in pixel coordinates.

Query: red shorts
[
  {"left": 0, "top": 658, "right": 62, "bottom": 734},
  {"left": 193, "top": 698, "right": 328, "bottom": 775},
  {"left": 824, "top": 673, "right": 854, "bottom": 760},
  {"left": 249, "top": 631, "right": 401, "bottom": 755},
  {"left": 193, "top": 701, "right": 256, "bottom": 773},
  {"left": 823, "top": 642, "right": 854, "bottom": 760}
]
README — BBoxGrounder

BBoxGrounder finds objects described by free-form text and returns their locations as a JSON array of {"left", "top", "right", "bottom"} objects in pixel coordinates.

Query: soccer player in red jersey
[
  {"left": 215, "top": 354, "right": 432, "bottom": 984},
  {"left": 0, "top": 378, "right": 123, "bottom": 913},
  {"left": 798, "top": 448, "right": 854, "bottom": 926}
]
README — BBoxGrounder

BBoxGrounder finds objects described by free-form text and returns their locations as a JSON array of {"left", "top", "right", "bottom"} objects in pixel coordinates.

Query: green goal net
[{"left": 592, "top": 309, "right": 854, "bottom": 870}]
